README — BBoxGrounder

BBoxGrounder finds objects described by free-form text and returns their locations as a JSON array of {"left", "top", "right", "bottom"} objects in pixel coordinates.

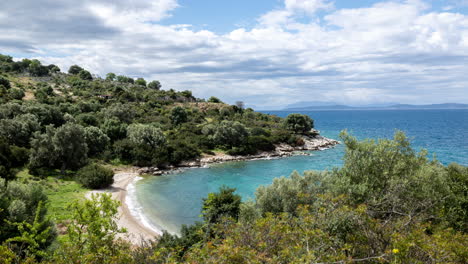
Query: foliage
[
  {"left": 52, "top": 123, "right": 89, "bottom": 171},
  {"left": 51, "top": 194, "right": 131, "bottom": 263},
  {"left": 211, "top": 120, "right": 249, "bottom": 149},
  {"left": 0, "top": 76, "right": 11, "bottom": 89},
  {"left": 202, "top": 186, "right": 242, "bottom": 224},
  {"left": 127, "top": 124, "right": 168, "bottom": 166},
  {"left": 84, "top": 126, "right": 110, "bottom": 156},
  {"left": 147, "top": 80, "right": 161, "bottom": 90},
  {"left": 0, "top": 138, "right": 15, "bottom": 180},
  {"left": 283, "top": 113, "right": 314, "bottom": 134},
  {"left": 0, "top": 179, "right": 56, "bottom": 252},
  {"left": 170, "top": 106, "right": 188, "bottom": 126},
  {"left": 77, "top": 163, "right": 114, "bottom": 189},
  {"left": 5, "top": 202, "right": 53, "bottom": 261},
  {"left": 135, "top": 77, "right": 147, "bottom": 86},
  {"left": 78, "top": 69, "right": 92, "bottom": 80},
  {"left": 208, "top": 96, "right": 222, "bottom": 103},
  {"left": 68, "top": 65, "right": 83, "bottom": 75}
]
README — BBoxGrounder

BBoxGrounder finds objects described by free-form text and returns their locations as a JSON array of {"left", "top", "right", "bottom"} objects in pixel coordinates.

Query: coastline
[
  {"left": 138, "top": 134, "right": 340, "bottom": 176},
  {"left": 87, "top": 169, "right": 161, "bottom": 244},
  {"left": 87, "top": 134, "right": 340, "bottom": 244}
]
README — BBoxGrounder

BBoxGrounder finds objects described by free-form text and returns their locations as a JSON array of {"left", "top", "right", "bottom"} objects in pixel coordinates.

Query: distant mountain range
[{"left": 284, "top": 103, "right": 468, "bottom": 111}]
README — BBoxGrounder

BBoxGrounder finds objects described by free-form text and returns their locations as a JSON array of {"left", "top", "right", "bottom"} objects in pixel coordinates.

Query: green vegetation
[
  {"left": 0, "top": 54, "right": 466, "bottom": 263},
  {"left": 76, "top": 164, "right": 114, "bottom": 189}
]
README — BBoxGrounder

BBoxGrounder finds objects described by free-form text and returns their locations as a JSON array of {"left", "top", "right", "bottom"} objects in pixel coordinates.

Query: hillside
[{"left": 0, "top": 53, "right": 332, "bottom": 175}]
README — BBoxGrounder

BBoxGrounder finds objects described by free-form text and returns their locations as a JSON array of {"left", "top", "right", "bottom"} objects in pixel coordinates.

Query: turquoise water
[{"left": 135, "top": 110, "right": 468, "bottom": 234}]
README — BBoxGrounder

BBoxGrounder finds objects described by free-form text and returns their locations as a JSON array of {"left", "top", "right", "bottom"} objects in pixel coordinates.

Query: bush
[
  {"left": 0, "top": 76, "right": 11, "bottom": 89},
  {"left": 77, "top": 164, "right": 114, "bottom": 189}
]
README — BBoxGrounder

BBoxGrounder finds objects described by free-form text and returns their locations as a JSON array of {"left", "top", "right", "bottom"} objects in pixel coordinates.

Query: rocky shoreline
[{"left": 137, "top": 134, "right": 340, "bottom": 176}]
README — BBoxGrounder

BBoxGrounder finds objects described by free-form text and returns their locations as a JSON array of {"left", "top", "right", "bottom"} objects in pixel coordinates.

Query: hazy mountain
[{"left": 284, "top": 103, "right": 468, "bottom": 111}]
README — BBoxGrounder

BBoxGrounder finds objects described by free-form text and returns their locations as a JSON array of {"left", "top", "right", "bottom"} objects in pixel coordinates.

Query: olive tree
[
  {"left": 29, "top": 124, "right": 88, "bottom": 173},
  {"left": 213, "top": 121, "right": 248, "bottom": 148},
  {"left": 53, "top": 123, "right": 88, "bottom": 171},
  {"left": 84, "top": 126, "right": 110, "bottom": 156},
  {"left": 127, "top": 124, "right": 167, "bottom": 166},
  {"left": 170, "top": 106, "right": 188, "bottom": 126}
]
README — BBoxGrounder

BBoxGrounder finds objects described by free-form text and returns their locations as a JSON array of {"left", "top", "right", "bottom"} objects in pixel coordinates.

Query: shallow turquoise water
[{"left": 135, "top": 110, "right": 468, "bottom": 234}]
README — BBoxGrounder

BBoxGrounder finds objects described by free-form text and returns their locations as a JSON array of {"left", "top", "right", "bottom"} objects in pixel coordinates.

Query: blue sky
[{"left": 0, "top": 0, "right": 467, "bottom": 109}]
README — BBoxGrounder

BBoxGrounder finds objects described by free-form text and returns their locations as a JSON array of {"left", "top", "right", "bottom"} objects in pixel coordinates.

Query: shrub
[
  {"left": 77, "top": 164, "right": 114, "bottom": 189},
  {"left": 0, "top": 76, "right": 11, "bottom": 89}
]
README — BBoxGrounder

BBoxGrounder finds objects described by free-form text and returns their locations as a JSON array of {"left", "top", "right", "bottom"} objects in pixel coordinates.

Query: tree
[
  {"left": 117, "top": 75, "right": 134, "bottom": 84},
  {"left": 127, "top": 124, "right": 168, "bottom": 166},
  {"left": 28, "top": 60, "right": 49, "bottom": 77},
  {"left": 0, "top": 114, "right": 41, "bottom": 147},
  {"left": 127, "top": 124, "right": 166, "bottom": 149},
  {"left": 135, "top": 78, "right": 147, "bottom": 86},
  {"left": 202, "top": 186, "right": 241, "bottom": 224},
  {"left": 105, "top": 72, "right": 116, "bottom": 81},
  {"left": 147, "top": 80, "right": 161, "bottom": 90},
  {"left": 170, "top": 106, "right": 188, "bottom": 126},
  {"left": 283, "top": 113, "right": 314, "bottom": 134},
  {"left": 208, "top": 96, "right": 222, "bottom": 103},
  {"left": 78, "top": 70, "right": 92, "bottom": 81},
  {"left": 84, "top": 126, "right": 110, "bottom": 156},
  {"left": 47, "top": 64, "right": 60, "bottom": 73},
  {"left": 52, "top": 123, "right": 88, "bottom": 171},
  {"left": 77, "top": 163, "right": 114, "bottom": 189},
  {"left": 68, "top": 65, "right": 84, "bottom": 75},
  {"left": 100, "top": 119, "right": 128, "bottom": 141},
  {"left": 212, "top": 120, "right": 249, "bottom": 148},
  {"left": 28, "top": 127, "right": 57, "bottom": 174}
]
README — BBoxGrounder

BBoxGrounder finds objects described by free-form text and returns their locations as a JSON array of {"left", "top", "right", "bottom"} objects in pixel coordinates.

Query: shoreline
[
  {"left": 87, "top": 170, "right": 161, "bottom": 244},
  {"left": 88, "top": 134, "right": 340, "bottom": 244},
  {"left": 138, "top": 134, "right": 340, "bottom": 176}
]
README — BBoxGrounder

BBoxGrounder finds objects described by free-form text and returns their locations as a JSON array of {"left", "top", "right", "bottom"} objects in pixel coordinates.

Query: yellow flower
[{"left": 392, "top": 249, "right": 400, "bottom": 254}]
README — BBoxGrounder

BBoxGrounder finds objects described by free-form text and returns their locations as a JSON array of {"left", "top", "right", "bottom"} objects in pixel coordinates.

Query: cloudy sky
[{"left": 1, "top": 0, "right": 467, "bottom": 109}]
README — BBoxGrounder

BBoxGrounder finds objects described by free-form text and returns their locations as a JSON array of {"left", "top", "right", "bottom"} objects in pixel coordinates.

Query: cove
[{"left": 134, "top": 109, "right": 468, "bottom": 235}]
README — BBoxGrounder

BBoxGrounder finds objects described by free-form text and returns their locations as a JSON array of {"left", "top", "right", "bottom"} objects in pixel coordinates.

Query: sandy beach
[{"left": 87, "top": 168, "right": 161, "bottom": 244}]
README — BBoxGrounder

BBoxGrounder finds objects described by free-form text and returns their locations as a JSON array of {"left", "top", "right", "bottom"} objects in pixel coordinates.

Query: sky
[{"left": 0, "top": 0, "right": 467, "bottom": 109}]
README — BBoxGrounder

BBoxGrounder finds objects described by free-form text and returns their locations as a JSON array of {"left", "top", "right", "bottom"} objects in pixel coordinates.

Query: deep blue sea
[{"left": 134, "top": 110, "right": 468, "bottom": 234}]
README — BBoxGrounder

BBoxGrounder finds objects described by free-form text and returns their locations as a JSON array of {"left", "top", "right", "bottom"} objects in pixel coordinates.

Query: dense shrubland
[
  {"left": 1, "top": 54, "right": 466, "bottom": 263},
  {"left": 0, "top": 54, "right": 313, "bottom": 180}
]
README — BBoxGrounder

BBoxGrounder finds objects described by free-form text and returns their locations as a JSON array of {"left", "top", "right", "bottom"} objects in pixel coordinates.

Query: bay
[{"left": 135, "top": 109, "right": 468, "bottom": 234}]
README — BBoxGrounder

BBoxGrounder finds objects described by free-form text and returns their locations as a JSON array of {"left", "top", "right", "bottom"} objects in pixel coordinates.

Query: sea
[{"left": 132, "top": 109, "right": 468, "bottom": 235}]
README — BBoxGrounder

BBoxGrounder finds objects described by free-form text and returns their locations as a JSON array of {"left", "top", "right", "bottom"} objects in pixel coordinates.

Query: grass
[{"left": 16, "top": 169, "right": 88, "bottom": 222}]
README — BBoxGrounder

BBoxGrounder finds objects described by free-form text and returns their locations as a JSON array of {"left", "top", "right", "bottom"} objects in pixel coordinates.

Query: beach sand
[{"left": 87, "top": 168, "right": 160, "bottom": 244}]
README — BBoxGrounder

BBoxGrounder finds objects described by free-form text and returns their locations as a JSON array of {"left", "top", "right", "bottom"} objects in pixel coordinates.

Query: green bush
[{"left": 77, "top": 164, "right": 114, "bottom": 189}]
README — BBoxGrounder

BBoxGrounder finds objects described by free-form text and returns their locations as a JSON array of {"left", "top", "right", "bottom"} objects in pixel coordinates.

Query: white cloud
[
  {"left": 0, "top": 0, "right": 467, "bottom": 109},
  {"left": 285, "top": 0, "right": 334, "bottom": 14}
]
